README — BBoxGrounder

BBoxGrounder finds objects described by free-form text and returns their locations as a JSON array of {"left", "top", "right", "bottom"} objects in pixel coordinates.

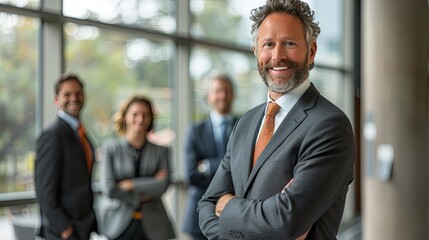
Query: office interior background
[{"left": 0, "top": 0, "right": 427, "bottom": 239}]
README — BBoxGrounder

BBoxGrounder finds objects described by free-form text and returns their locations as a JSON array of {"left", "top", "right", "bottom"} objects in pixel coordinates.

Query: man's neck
[{"left": 213, "top": 110, "right": 231, "bottom": 116}]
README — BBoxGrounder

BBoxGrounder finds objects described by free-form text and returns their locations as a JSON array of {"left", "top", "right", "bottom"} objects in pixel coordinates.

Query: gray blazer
[
  {"left": 198, "top": 84, "right": 356, "bottom": 240},
  {"left": 97, "top": 139, "right": 175, "bottom": 240}
]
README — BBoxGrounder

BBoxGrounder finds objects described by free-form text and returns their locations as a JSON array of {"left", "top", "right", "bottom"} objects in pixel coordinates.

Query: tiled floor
[
  {"left": 1, "top": 216, "right": 362, "bottom": 240},
  {"left": 0, "top": 217, "right": 14, "bottom": 240},
  {"left": 0, "top": 217, "right": 107, "bottom": 240}
]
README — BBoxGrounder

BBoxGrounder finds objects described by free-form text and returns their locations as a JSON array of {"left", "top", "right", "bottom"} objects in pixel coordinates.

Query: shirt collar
[
  {"left": 58, "top": 110, "right": 80, "bottom": 131},
  {"left": 210, "top": 111, "right": 232, "bottom": 127},
  {"left": 265, "top": 78, "right": 311, "bottom": 112}
]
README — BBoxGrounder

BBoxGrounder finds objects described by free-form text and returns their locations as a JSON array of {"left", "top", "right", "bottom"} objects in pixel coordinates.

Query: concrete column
[{"left": 362, "top": 0, "right": 428, "bottom": 239}]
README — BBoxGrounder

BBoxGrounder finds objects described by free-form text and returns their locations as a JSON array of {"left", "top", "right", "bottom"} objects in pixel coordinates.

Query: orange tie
[
  {"left": 78, "top": 124, "right": 93, "bottom": 173},
  {"left": 253, "top": 102, "right": 281, "bottom": 166}
]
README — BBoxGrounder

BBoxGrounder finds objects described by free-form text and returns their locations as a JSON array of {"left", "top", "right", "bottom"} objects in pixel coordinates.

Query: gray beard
[
  {"left": 265, "top": 74, "right": 301, "bottom": 93},
  {"left": 259, "top": 57, "right": 310, "bottom": 94}
]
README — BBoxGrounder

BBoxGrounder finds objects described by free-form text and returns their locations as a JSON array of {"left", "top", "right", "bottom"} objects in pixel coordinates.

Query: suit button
[{"left": 228, "top": 231, "right": 244, "bottom": 239}]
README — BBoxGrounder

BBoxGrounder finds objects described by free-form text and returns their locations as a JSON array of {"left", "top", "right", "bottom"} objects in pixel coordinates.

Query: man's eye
[{"left": 263, "top": 42, "right": 273, "bottom": 48}]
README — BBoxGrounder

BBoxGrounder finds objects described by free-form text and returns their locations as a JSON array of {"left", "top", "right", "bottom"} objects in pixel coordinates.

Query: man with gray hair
[
  {"left": 198, "top": 0, "right": 355, "bottom": 239},
  {"left": 183, "top": 74, "right": 238, "bottom": 240}
]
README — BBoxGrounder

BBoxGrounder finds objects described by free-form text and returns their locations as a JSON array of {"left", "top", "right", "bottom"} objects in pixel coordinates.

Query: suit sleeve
[
  {"left": 198, "top": 131, "right": 235, "bottom": 240},
  {"left": 133, "top": 146, "right": 171, "bottom": 198},
  {"left": 184, "top": 125, "right": 221, "bottom": 188},
  {"left": 35, "top": 129, "right": 70, "bottom": 234},
  {"left": 100, "top": 142, "right": 171, "bottom": 205},
  {"left": 99, "top": 141, "right": 135, "bottom": 206},
  {"left": 200, "top": 111, "right": 355, "bottom": 239}
]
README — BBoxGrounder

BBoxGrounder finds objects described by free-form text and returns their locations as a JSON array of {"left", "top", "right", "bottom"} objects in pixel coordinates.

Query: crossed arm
[
  {"left": 198, "top": 112, "right": 355, "bottom": 239},
  {"left": 215, "top": 180, "right": 309, "bottom": 240}
]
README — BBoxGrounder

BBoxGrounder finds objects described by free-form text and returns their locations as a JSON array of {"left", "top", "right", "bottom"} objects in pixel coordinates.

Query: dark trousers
[
  {"left": 113, "top": 219, "right": 148, "bottom": 240},
  {"left": 189, "top": 231, "right": 207, "bottom": 240},
  {"left": 40, "top": 227, "right": 82, "bottom": 240},
  {"left": 41, "top": 232, "right": 81, "bottom": 240}
]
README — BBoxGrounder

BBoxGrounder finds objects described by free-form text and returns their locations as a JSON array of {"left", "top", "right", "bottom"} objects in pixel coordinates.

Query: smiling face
[
  {"left": 54, "top": 79, "right": 84, "bottom": 118},
  {"left": 254, "top": 13, "right": 317, "bottom": 99},
  {"left": 207, "top": 78, "right": 234, "bottom": 115},
  {"left": 124, "top": 101, "right": 153, "bottom": 135}
]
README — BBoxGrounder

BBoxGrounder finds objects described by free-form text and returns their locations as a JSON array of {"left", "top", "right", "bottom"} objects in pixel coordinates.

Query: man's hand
[
  {"left": 281, "top": 178, "right": 294, "bottom": 193},
  {"left": 296, "top": 230, "right": 309, "bottom": 240},
  {"left": 197, "top": 160, "right": 208, "bottom": 173},
  {"left": 61, "top": 225, "right": 73, "bottom": 239},
  {"left": 215, "top": 193, "right": 235, "bottom": 217}
]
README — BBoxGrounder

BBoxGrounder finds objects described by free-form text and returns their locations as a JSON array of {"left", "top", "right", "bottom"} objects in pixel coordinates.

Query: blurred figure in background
[
  {"left": 96, "top": 95, "right": 175, "bottom": 240},
  {"left": 35, "top": 73, "right": 97, "bottom": 240},
  {"left": 182, "top": 74, "right": 238, "bottom": 240}
]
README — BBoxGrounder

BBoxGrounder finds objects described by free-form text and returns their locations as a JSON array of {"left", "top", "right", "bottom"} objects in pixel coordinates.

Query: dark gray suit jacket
[
  {"left": 183, "top": 116, "right": 237, "bottom": 235},
  {"left": 198, "top": 84, "right": 356, "bottom": 240},
  {"left": 35, "top": 117, "right": 97, "bottom": 240}
]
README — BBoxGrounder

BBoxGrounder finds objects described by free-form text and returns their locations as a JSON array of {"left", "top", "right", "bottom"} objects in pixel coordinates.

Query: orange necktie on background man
[{"left": 78, "top": 124, "right": 93, "bottom": 172}]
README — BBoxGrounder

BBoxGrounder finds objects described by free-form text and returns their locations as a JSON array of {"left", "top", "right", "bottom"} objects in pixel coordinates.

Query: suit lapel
[
  {"left": 244, "top": 84, "right": 320, "bottom": 195},
  {"left": 241, "top": 105, "right": 265, "bottom": 189},
  {"left": 58, "top": 118, "right": 91, "bottom": 176},
  {"left": 202, "top": 118, "right": 217, "bottom": 156},
  {"left": 117, "top": 139, "right": 135, "bottom": 179}
]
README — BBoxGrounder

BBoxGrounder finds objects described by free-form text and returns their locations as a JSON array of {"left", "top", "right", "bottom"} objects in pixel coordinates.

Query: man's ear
[
  {"left": 309, "top": 41, "right": 317, "bottom": 64},
  {"left": 252, "top": 45, "right": 257, "bottom": 57},
  {"left": 53, "top": 95, "right": 58, "bottom": 105}
]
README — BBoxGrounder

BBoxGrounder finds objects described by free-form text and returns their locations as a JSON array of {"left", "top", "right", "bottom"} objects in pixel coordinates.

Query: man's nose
[
  {"left": 70, "top": 94, "right": 79, "bottom": 101},
  {"left": 272, "top": 45, "right": 287, "bottom": 61},
  {"left": 217, "top": 91, "right": 229, "bottom": 100}
]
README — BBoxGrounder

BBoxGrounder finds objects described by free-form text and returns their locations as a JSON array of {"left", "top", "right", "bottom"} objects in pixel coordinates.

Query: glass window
[
  {"left": 190, "top": 0, "right": 344, "bottom": 67},
  {"left": 63, "top": 0, "right": 177, "bottom": 34},
  {"left": 0, "top": 13, "right": 38, "bottom": 239},
  {"left": 306, "top": 0, "right": 344, "bottom": 67},
  {"left": 0, "top": 0, "right": 40, "bottom": 9},
  {"left": 190, "top": 46, "right": 264, "bottom": 121},
  {"left": 0, "top": 204, "right": 39, "bottom": 240},
  {"left": 190, "top": 0, "right": 265, "bottom": 47},
  {"left": 0, "top": 13, "right": 39, "bottom": 194},
  {"left": 310, "top": 67, "right": 346, "bottom": 111},
  {"left": 64, "top": 23, "right": 175, "bottom": 149}
]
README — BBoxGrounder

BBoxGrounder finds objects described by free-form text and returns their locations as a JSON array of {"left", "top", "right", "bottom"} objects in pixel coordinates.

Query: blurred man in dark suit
[
  {"left": 35, "top": 73, "right": 97, "bottom": 240},
  {"left": 183, "top": 74, "right": 238, "bottom": 240}
]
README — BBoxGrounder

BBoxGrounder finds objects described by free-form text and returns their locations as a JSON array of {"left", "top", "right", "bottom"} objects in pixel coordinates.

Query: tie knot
[
  {"left": 266, "top": 102, "right": 280, "bottom": 116},
  {"left": 78, "top": 124, "right": 85, "bottom": 133}
]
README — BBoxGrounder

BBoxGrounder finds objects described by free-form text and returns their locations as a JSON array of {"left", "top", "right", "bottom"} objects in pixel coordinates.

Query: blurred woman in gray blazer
[{"left": 97, "top": 95, "right": 175, "bottom": 240}]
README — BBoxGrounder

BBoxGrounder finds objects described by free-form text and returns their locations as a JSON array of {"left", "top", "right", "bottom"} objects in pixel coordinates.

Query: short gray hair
[
  {"left": 206, "top": 74, "right": 234, "bottom": 94},
  {"left": 250, "top": 0, "right": 320, "bottom": 48}
]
